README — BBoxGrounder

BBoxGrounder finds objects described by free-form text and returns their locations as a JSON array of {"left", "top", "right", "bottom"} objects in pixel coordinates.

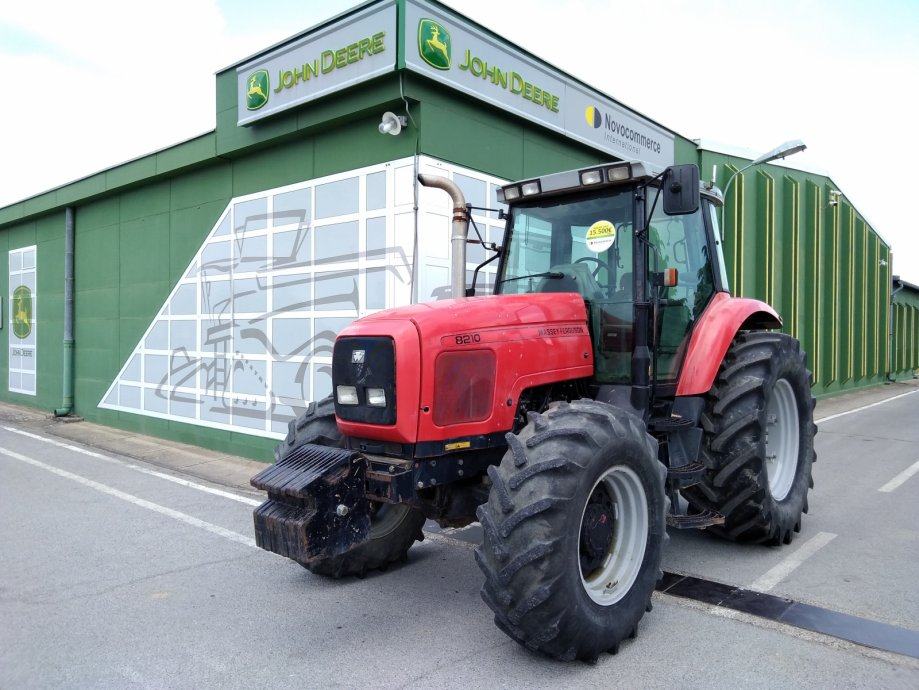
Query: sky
[{"left": 1, "top": 0, "right": 917, "bottom": 281}]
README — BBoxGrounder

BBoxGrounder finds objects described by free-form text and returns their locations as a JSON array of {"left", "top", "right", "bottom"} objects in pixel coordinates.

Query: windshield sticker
[{"left": 586, "top": 220, "right": 616, "bottom": 253}]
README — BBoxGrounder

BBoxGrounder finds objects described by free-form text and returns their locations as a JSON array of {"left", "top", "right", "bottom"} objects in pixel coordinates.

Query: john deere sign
[
  {"left": 404, "top": 0, "right": 673, "bottom": 167},
  {"left": 418, "top": 19, "right": 451, "bottom": 70},
  {"left": 12, "top": 285, "right": 32, "bottom": 339},
  {"left": 233, "top": 0, "right": 671, "bottom": 165},
  {"left": 236, "top": 1, "right": 396, "bottom": 126}
]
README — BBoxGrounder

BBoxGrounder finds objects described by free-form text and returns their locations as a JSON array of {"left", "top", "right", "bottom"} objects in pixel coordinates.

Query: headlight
[
  {"left": 607, "top": 164, "right": 631, "bottom": 182},
  {"left": 521, "top": 180, "right": 541, "bottom": 196},
  {"left": 366, "top": 388, "right": 386, "bottom": 407},
  {"left": 502, "top": 185, "right": 521, "bottom": 201},
  {"left": 580, "top": 169, "right": 603, "bottom": 185},
  {"left": 336, "top": 385, "right": 358, "bottom": 405}
]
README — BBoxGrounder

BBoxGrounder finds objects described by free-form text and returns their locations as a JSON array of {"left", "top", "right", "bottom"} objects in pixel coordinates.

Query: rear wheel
[
  {"left": 682, "top": 331, "right": 816, "bottom": 544},
  {"left": 475, "top": 400, "right": 667, "bottom": 662},
  {"left": 278, "top": 398, "right": 425, "bottom": 577}
]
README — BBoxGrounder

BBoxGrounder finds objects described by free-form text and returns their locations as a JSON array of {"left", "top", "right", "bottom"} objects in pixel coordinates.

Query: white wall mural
[
  {"left": 99, "top": 156, "right": 508, "bottom": 438},
  {"left": 9, "top": 245, "right": 37, "bottom": 395}
]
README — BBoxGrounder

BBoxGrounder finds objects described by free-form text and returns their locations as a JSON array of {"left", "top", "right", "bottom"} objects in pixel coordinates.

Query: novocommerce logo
[
  {"left": 585, "top": 105, "right": 602, "bottom": 128},
  {"left": 246, "top": 70, "right": 270, "bottom": 111},
  {"left": 584, "top": 105, "right": 662, "bottom": 155},
  {"left": 418, "top": 19, "right": 451, "bottom": 70}
]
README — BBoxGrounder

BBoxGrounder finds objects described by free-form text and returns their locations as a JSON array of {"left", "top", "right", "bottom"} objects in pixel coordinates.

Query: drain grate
[{"left": 659, "top": 572, "right": 919, "bottom": 660}]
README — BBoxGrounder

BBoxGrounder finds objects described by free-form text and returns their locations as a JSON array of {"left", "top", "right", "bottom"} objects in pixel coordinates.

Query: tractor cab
[{"left": 492, "top": 162, "right": 729, "bottom": 402}]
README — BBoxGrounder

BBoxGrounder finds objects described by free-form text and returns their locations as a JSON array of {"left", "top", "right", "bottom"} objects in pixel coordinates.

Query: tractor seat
[{"left": 536, "top": 263, "right": 605, "bottom": 301}]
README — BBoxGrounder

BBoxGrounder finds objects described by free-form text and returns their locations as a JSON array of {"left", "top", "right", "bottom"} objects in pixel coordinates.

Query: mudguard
[{"left": 676, "top": 292, "right": 782, "bottom": 396}]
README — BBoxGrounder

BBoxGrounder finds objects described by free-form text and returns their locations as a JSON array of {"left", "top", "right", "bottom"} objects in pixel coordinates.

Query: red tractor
[{"left": 251, "top": 161, "right": 816, "bottom": 662}]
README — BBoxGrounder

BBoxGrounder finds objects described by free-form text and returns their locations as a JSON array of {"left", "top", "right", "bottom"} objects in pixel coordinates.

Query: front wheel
[
  {"left": 475, "top": 400, "right": 667, "bottom": 662},
  {"left": 279, "top": 398, "right": 425, "bottom": 578}
]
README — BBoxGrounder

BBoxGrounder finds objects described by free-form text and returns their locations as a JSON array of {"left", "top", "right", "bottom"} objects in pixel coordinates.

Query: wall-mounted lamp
[
  {"left": 378, "top": 111, "right": 407, "bottom": 136},
  {"left": 719, "top": 139, "right": 807, "bottom": 235},
  {"left": 828, "top": 190, "right": 842, "bottom": 207}
]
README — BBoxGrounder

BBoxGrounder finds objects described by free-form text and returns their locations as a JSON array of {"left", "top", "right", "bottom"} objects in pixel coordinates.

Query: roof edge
[
  {"left": 695, "top": 138, "right": 830, "bottom": 178},
  {"left": 893, "top": 275, "right": 919, "bottom": 293},
  {"left": 696, "top": 138, "right": 891, "bottom": 249},
  {"left": 0, "top": 129, "right": 216, "bottom": 229}
]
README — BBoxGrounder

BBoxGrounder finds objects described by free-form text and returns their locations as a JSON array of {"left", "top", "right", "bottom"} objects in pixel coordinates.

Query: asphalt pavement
[{"left": 1, "top": 385, "right": 918, "bottom": 688}]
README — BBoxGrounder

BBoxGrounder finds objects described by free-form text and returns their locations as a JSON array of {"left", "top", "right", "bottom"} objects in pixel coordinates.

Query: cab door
[{"left": 647, "top": 200, "right": 717, "bottom": 381}]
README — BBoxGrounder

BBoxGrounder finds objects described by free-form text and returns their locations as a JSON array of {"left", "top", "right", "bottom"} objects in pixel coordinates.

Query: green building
[
  {"left": 0, "top": 0, "right": 912, "bottom": 460},
  {"left": 891, "top": 276, "right": 919, "bottom": 379}
]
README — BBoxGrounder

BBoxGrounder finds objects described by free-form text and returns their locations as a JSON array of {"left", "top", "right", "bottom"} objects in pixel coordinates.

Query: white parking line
[
  {"left": 814, "top": 389, "right": 919, "bottom": 424},
  {"left": 879, "top": 460, "right": 919, "bottom": 493},
  {"left": 0, "top": 446, "right": 257, "bottom": 548},
  {"left": 1, "top": 426, "right": 262, "bottom": 507},
  {"left": 748, "top": 532, "right": 837, "bottom": 593}
]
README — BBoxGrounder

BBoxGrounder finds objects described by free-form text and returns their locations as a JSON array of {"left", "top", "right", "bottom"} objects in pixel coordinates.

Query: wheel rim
[
  {"left": 368, "top": 502, "right": 408, "bottom": 539},
  {"left": 764, "top": 378, "right": 800, "bottom": 501},
  {"left": 577, "top": 465, "right": 649, "bottom": 606}
]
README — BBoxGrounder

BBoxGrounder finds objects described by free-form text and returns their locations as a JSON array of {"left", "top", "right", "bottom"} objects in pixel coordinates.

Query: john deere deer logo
[
  {"left": 418, "top": 19, "right": 451, "bottom": 70},
  {"left": 246, "top": 70, "right": 269, "bottom": 111},
  {"left": 12, "top": 285, "right": 32, "bottom": 339}
]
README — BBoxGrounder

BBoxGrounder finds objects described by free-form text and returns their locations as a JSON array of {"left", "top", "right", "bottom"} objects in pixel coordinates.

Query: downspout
[
  {"left": 416, "top": 174, "right": 468, "bottom": 299},
  {"left": 54, "top": 206, "right": 74, "bottom": 416},
  {"left": 887, "top": 278, "right": 904, "bottom": 382}
]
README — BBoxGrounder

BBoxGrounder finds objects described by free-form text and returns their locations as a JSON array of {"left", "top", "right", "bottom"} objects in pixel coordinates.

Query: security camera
[{"left": 378, "top": 111, "right": 407, "bottom": 136}]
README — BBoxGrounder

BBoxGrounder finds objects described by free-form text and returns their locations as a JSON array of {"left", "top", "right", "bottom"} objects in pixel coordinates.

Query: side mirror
[{"left": 662, "top": 164, "right": 700, "bottom": 215}]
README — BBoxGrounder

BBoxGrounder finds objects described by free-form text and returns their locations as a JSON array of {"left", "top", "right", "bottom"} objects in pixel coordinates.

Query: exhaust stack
[{"left": 417, "top": 174, "right": 469, "bottom": 299}]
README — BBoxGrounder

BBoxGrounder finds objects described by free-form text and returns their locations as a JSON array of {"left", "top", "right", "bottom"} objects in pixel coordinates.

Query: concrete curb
[{"left": 0, "top": 403, "right": 265, "bottom": 495}]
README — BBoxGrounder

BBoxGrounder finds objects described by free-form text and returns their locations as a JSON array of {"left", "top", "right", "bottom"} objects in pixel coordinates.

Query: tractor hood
[
  {"left": 356, "top": 292, "right": 589, "bottom": 337},
  {"left": 334, "top": 293, "right": 594, "bottom": 445}
]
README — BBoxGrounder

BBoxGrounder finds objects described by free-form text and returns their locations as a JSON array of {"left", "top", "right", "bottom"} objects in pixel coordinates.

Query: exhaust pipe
[{"left": 417, "top": 174, "right": 469, "bottom": 299}]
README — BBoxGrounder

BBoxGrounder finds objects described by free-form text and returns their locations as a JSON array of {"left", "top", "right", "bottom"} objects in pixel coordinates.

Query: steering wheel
[{"left": 574, "top": 256, "right": 613, "bottom": 279}]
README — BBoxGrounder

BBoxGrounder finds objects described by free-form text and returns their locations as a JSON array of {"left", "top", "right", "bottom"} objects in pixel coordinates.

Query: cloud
[
  {"left": 447, "top": 0, "right": 919, "bottom": 279},
  {"left": 2, "top": 0, "right": 917, "bottom": 280},
  {"left": 0, "top": 2, "right": 224, "bottom": 200}
]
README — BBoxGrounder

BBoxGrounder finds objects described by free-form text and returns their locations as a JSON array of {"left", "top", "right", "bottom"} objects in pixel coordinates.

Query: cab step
[
  {"left": 666, "top": 510, "right": 725, "bottom": 529},
  {"left": 649, "top": 413, "right": 694, "bottom": 432},
  {"left": 666, "top": 461, "right": 707, "bottom": 489}
]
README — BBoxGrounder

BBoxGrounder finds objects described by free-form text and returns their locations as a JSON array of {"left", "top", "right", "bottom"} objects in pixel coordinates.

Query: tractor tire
[
  {"left": 682, "top": 331, "right": 816, "bottom": 545},
  {"left": 475, "top": 399, "right": 668, "bottom": 662},
  {"left": 278, "top": 397, "right": 425, "bottom": 578}
]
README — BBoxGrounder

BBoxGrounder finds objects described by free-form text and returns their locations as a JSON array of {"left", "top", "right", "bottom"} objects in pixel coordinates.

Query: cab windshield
[{"left": 497, "top": 187, "right": 633, "bottom": 300}]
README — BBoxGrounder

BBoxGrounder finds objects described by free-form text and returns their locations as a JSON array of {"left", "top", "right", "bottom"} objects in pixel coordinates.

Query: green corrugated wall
[
  {"left": 891, "top": 283, "right": 919, "bottom": 379},
  {"left": 695, "top": 149, "right": 895, "bottom": 397}
]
